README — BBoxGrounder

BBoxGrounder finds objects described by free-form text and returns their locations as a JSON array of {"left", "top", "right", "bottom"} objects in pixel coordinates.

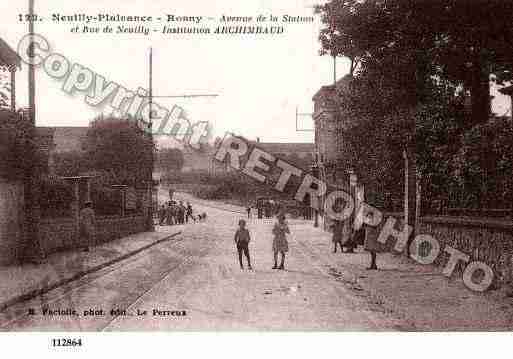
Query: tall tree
[
  {"left": 157, "top": 148, "right": 185, "bottom": 172},
  {"left": 316, "top": 0, "right": 513, "bottom": 124},
  {"left": 83, "top": 116, "right": 154, "bottom": 187},
  {"left": 316, "top": 0, "right": 513, "bottom": 211}
]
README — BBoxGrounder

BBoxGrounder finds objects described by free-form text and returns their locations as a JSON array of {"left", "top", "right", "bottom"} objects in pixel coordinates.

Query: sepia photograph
[{"left": 0, "top": 0, "right": 512, "bottom": 355}]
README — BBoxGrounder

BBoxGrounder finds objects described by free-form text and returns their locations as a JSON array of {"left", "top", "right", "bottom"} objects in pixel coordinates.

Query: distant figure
[
  {"left": 158, "top": 204, "right": 166, "bottom": 225},
  {"left": 330, "top": 220, "right": 345, "bottom": 253},
  {"left": 178, "top": 201, "right": 186, "bottom": 224},
  {"left": 186, "top": 202, "right": 194, "bottom": 223},
  {"left": 246, "top": 206, "right": 252, "bottom": 219},
  {"left": 348, "top": 227, "right": 365, "bottom": 253},
  {"left": 79, "top": 201, "right": 96, "bottom": 252},
  {"left": 272, "top": 213, "right": 290, "bottom": 270},
  {"left": 166, "top": 202, "right": 175, "bottom": 225},
  {"left": 343, "top": 224, "right": 357, "bottom": 253},
  {"left": 363, "top": 212, "right": 380, "bottom": 270},
  {"left": 234, "top": 219, "right": 252, "bottom": 270},
  {"left": 303, "top": 207, "right": 310, "bottom": 220},
  {"left": 264, "top": 201, "right": 271, "bottom": 218}
]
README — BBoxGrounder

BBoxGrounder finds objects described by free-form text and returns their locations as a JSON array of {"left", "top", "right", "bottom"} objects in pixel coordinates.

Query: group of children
[
  {"left": 233, "top": 213, "right": 290, "bottom": 270},
  {"left": 158, "top": 201, "right": 207, "bottom": 226},
  {"left": 330, "top": 214, "right": 379, "bottom": 270},
  {"left": 234, "top": 212, "right": 378, "bottom": 272}
]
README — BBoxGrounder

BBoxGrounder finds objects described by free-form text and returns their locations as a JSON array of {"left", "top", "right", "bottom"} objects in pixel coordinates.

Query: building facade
[{"left": 312, "top": 75, "right": 354, "bottom": 186}]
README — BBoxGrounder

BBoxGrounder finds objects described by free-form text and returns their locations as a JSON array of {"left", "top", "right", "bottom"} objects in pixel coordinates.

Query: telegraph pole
[
  {"left": 145, "top": 49, "right": 218, "bottom": 218},
  {"left": 24, "top": 0, "right": 44, "bottom": 263},
  {"left": 333, "top": 55, "right": 337, "bottom": 85},
  {"left": 147, "top": 47, "right": 155, "bottom": 231},
  {"left": 28, "top": 0, "right": 35, "bottom": 124},
  {"left": 311, "top": 164, "right": 319, "bottom": 227}
]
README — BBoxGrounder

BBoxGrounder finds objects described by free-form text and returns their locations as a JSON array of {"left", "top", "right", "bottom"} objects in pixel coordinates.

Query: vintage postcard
[{"left": 0, "top": 0, "right": 512, "bottom": 354}]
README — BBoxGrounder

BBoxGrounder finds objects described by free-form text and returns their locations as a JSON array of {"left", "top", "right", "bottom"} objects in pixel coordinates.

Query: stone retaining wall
[
  {"left": 39, "top": 217, "right": 76, "bottom": 254},
  {"left": 419, "top": 216, "right": 513, "bottom": 289},
  {"left": 39, "top": 215, "right": 147, "bottom": 255},
  {"left": 0, "top": 180, "right": 24, "bottom": 265},
  {"left": 95, "top": 215, "right": 147, "bottom": 244},
  {"left": 365, "top": 213, "right": 513, "bottom": 289}
]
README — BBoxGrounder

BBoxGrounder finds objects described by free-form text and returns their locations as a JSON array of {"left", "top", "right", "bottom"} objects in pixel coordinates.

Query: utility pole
[
  {"left": 149, "top": 47, "right": 153, "bottom": 127},
  {"left": 333, "top": 55, "right": 337, "bottom": 85},
  {"left": 145, "top": 50, "right": 218, "bottom": 215},
  {"left": 404, "top": 144, "right": 417, "bottom": 256},
  {"left": 24, "top": 0, "right": 43, "bottom": 263},
  {"left": 147, "top": 47, "right": 155, "bottom": 231},
  {"left": 403, "top": 106, "right": 418, "bottom": 257},
  {"left": 28, "top": 0, "right": 35, "bottom": 125},
  {"left": 311, "top": 164, "right": 319, "bottom": 227}
]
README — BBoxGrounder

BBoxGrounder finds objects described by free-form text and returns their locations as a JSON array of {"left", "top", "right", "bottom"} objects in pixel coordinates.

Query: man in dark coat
[{"left": 79, "top": 201, "right": 96, "bottom": 252}]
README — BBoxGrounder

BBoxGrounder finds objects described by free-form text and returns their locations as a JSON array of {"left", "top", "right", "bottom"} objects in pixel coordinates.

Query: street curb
[{"left": 0, "top": 231, "right": 182, "bottom": 313}]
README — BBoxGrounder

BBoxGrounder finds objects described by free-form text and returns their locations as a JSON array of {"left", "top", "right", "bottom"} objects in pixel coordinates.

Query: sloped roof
[
  {"left": 0, "top": 37, "right": 21, "bottom": 69},
  {"left": 37, "top": 126, "right": 88, "bottom": 153},
  {"left": 312, "top": 85, "right": 335, "bottom": 102},
  {"left": 252, "top": 142, "right": 314, "bottom": 154},
  {"left": 312, "top": 74, "right": 353, "bottom": 101}
]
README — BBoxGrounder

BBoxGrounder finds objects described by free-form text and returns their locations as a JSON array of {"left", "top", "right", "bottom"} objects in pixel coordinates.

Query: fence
[
  {"left": 38, "top": 182, "right": 151, "bottom": 256},
  {"left": 0, "top": 180, "right": 24, "bottom": 266},
  {"left": 365, "top": 212, "right": 513, "bottom": 290},
  {"left": 419, "top": 215, "right": 513, "bottom": 289},
  {"left": 39, "top": 214, "right": 148, "bottom": 255}
]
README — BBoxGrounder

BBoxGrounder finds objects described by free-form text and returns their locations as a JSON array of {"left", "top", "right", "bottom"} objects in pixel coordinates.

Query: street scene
[
  {"left": 0, "top": 192, "right": 402, "bottom": 331},
  {"left": 0, "top": 189, "right": 512, "bottom": 331},
  {"left": 0, "top": 0, "right": 513, "bottom": 338}
]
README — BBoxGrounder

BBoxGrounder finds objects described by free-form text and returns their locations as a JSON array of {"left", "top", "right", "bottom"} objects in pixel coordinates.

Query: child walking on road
[
  {"left": 272, "top": 214, "right": 290, "bottom": 270},
  {"left": 234, "top": 219, "right": 252, "bottom": 270}
]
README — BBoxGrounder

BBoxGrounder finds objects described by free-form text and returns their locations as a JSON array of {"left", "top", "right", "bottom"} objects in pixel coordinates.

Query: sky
[
  {"left": 0, "top": 0, "right": 345, "bottom": 146},
  {"left": 0, "top": 0, "right": 509, "bottom": 147}
]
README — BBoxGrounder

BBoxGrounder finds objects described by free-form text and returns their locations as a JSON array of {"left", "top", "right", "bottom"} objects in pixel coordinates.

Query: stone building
[
  {"left": 312, "top": 85, "right": 339, "bottom": 165},
  {"left": 312, "top": 75, "right": 354, "bottom": 186}
]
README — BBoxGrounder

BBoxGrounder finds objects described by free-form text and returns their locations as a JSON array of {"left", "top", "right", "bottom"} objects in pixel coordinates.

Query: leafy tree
[
  {"left": 0, "top": 109, "right": 37, "bottom": 180},
  {"left": 52, "top": 151, "right": 84, "bottom": 177},
  {"left": 316, "top": 0, "right": 513, "bottom": 124},
  {"left": 452, "top": 117, "right": 513, "bottom": 208},
  {"left": 157, "top": 148, "right": 184, "bottom": 172},
  {"left": 315, "top": 0, "right": 513, "bottom": 211},
  {"left": 82, "top": 116, "right": 154, "bottom": 187}
]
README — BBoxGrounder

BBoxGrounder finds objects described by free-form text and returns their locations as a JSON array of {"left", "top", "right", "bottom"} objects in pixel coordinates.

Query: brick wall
[
  {"left": 313, "top": 86, "right": 339, "bottom": 164},
  {"left": 95, "top": 215, "right": 147, "bottom": 244},
  {"left": 39, "top": 215, "right": 148, "bottom": 255},
  {"left": 39, "top": 217, "right": 76, "bottom": 254},
  {"left": 0, "top": 180, "right": 24, "bottom": 265},
  {"left": 419, "top": 216, "right": 513, "bottom": 289},
  {"left": 364, "top": 214, "right": 513, "bottom": 289}
]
